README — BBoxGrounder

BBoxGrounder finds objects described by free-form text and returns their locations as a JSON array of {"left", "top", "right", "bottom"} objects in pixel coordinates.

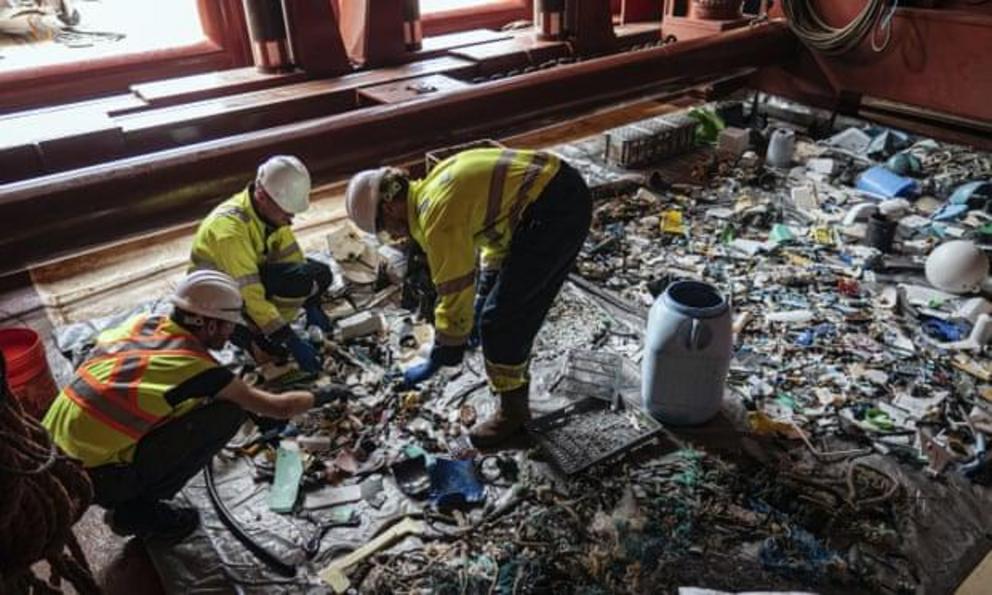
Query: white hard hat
[
  {"left": 345, "top": 168, "right": 388, "bottom": 235},
  {"left": 257, "top": 155, "right": 311, "bottom": 214},
  {"left": 172, "top": 271, "right": 244, "bottom": 324},
  {"left": 925, "top": 240, "right": 989, "bottom": 295}
]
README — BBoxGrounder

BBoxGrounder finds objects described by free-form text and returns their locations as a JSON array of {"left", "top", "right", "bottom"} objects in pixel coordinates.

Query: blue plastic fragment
[
  {"left": 796, "top": 323, "right": 834, "bottom": 347},
  {"left": 921, "top": 316, "right": 969, "bottom": 342},
  {"left": 856, "top": 166, "right": 917, "bottom": 198},
  {"left": 759, "top": 526, "right": 839, "bottom": 579},
  {"left": 949, "top": 181, "right": 992, "bottom": 206},
  {"left": 429, "top": 458, "right": 485, "bottom": 508},
  {"left": 931, "top": 203, "right": 970, "bottom": 222}
]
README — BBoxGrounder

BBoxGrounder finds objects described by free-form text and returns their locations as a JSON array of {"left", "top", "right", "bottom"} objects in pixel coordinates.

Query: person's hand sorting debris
[
  {"left": 402, "top": 344, "right": 465, "bottom": 387},
  {"left": 312, "top": 383, "right": 352, "bottom": 407},
  {"left": 273, "top": 327, "right": 321, "bottom": 374}
]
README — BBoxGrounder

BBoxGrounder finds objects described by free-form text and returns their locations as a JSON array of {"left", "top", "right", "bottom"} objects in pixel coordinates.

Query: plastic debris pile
[
  {"left": 568, "top": 96, "right": 992, "bottom": 487},
  {"left": 69, "top": 93, "right": 992, "bottom": 594}
]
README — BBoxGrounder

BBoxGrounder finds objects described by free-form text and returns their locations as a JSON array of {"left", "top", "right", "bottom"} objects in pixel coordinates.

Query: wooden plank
[
  {"left": 129, "top": 67, "right": 309, "bottom": 111},
  {"left": 358, "top": 74, "right": 470, "bottom": 105},
  {"left": 615, "top": 22, "right": 662, "bottom": 47},
  {"left": 0, "top": 93, "right": 143, "bottom": 122},
  {"left": 449, "top": 34, "right": 569, "bottom": 77},
  {"left": 118, "top": 56, "right": 476, "bottom": 154},
  {"left": 958, "top": 548, "right": 992, "bottom": 595},
  {"left": 0, "top": 108, "right": 124, "bottom": 178},
  {"left": 37, "top": 114, "right": 125, "bottom": 173},
  {"left": 0, "top": 143, "right": 43, "bottom": 185}
]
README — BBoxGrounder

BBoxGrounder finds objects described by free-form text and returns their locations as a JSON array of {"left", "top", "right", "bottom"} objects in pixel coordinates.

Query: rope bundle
[
  {"left": 0, "top": 353, "right": 99, "bottom": 595},
  {"left": 782, "top": 0, "right": 898, "bottom": 56}
]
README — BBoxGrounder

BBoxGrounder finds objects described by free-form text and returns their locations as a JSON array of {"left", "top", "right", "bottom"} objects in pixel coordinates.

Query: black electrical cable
[{"left": 203, "top": 459, "right": 297, "bottom": 578}]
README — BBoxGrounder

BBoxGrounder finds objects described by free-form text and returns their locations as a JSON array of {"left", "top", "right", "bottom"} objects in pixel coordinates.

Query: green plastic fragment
[
  {"left": 769, "top": 224, "right": 795, "bottom": 245},
  {"left": 403, "top": 444, "right": 427, "bottom": 459},
  {"left": 326, "top": 505, "right": 356, "bottom": 524},
  {"left": 269, "top": 443, "right": 304, "bottom": 513},
  {"left": 776, "top": 393, "right": 798, "bottom": 410},
  {"left": 720, "top": 224, "right": 736, "bottom": 244},
  {"left": 687, "top": 107, "right": 725, "bottom": 145}
]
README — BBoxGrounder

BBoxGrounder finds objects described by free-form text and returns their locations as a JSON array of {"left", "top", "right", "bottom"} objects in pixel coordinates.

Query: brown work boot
[{"left": 470, "top": 384, "right": 531, "bottom": 449}]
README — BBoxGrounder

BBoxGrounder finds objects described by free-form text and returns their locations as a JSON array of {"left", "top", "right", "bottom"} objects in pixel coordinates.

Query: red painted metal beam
[{"left": 0, "top": 21, "right": 795, "bottom": 275}]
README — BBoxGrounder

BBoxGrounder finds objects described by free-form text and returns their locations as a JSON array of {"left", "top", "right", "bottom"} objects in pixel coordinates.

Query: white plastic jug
[
  {"left": 642, "top": 281, "right": 732, "bottom": 425},
  {"left": 766, "top": 128, "right": 796, "bottom": 169}
]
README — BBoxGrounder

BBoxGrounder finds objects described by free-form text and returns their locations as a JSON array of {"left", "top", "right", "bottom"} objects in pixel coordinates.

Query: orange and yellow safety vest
[{"left": 42, "top": 314, "right": 222, "bottom": 468}]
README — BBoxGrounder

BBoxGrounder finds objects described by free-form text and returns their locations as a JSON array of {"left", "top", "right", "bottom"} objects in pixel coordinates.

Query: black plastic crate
[{"left": 526, "top": 398, "right": 663, "bottom": 475}]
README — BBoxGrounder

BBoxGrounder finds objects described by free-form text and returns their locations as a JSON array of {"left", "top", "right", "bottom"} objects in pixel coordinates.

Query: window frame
[
  {"left": 422, "top": 0, "right": 533, "bottom": 36},
  {"left": 0, "top": 0, "right": 251, "bottom": 114}
]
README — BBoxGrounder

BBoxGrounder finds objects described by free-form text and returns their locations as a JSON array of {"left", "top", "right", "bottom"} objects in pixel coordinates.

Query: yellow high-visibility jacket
[
  {"left": 42, "top": 315, "right": 223, "bottom": 468},
  {"left": 190, "top": 186, "right": 305, "bottom": 337},
  {"left": 408, "top": 148, "right": 560, "bottom": 348}
]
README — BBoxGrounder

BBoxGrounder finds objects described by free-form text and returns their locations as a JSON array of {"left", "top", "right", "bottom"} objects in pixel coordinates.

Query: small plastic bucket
[{"left": 0, "top": 328, "right": 59, "bottom": 419}]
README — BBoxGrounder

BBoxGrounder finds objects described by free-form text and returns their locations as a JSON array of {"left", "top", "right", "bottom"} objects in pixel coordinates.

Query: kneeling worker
[
  {"left": 42, "top": 271, "right": 346, "bottom": 540},
  {"left": 345, "top": 148, "right": 592, "bottom": 447},
  {"left": 190, "top": 155, "right": 333, "bottom": 374}
]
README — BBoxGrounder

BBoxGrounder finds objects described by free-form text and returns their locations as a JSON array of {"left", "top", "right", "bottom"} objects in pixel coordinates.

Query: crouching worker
[
  {"left": 345, "top": 148, "right": 592, "bottom": 448},
  {"left": 190, "top": 155, "right": 333, "bottom": 374},
  {"left": 42, "top": 271, "right": 348, "bottom": 541}
]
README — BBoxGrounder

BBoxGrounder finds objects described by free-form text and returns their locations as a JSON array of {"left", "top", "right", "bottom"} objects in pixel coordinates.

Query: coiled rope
[
  {"left": 0, "top": 352, "right": 99, "bottom": 595},
  {"left": 782, "top": 0, "right": 899, "bottom": 55}
]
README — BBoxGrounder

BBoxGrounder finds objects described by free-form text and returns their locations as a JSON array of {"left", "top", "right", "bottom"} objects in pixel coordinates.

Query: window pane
[
  {"left": 0, "top": 0, "right": 204, "bottom": 73},
  {"left": 421, "top": 0, "right": 504, "bottom": 13}
]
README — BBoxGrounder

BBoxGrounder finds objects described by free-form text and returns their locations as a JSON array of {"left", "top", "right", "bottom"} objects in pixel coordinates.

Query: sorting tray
[{"left": 526, "top": 397, "right": 663, "bottom": 475}]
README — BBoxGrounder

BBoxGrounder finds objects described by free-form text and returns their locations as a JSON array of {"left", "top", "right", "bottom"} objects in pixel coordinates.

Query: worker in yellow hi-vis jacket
[
  {"left": 345, "top": 148, "right": 592, "bottom": 447},
  {"left": 43, "top": 271, "right": 349, "bottom": 541},
  {"left": 190, "top": 156, "right": 333, "bottom": 373}
]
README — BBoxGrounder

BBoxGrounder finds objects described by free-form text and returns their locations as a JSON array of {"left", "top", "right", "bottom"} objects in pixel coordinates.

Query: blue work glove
[
  {"left": 304, "top": 303, "right": 333, "bottom": 333},
  {"left": 468, "top": 269, "right": 499, "bottom": 350},
  {"left": 285, "top": 333, "right": 321, "bottom": 374},
  {"left": 402, "top": 344, "right": 465, "bottom": 387}
]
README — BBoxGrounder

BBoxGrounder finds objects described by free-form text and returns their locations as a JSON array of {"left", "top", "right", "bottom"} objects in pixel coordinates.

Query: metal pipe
[{"left": 0, "top": 22, "right": 795, "bottom": 274}]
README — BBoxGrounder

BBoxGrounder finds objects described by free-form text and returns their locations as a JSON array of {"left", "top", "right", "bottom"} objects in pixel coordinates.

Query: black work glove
[{"left": 312, "top": 383, "right": 352, "bottom": 407}]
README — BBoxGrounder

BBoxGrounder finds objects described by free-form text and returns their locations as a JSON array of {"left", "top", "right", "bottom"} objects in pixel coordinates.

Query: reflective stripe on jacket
[
  {"left": 189, "top": 186, "right": 305, "bottom": 337},
  {"left": 408, "top": 148, "right": 561, "bottom": 347},
  {"left": 41, "top": 315, "right": 221, "bottom": 468}
]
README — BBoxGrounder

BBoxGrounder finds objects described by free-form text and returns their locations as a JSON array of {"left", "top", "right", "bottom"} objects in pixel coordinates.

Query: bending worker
[
  {"left": 190, "top": 155, "right": 332, "bottom": 373},
  {"left": 42, "top": 271, "right": 347, "bottom": 541},
  {"left": 345, "top": 148, "right": 592, "bottom": 447}
]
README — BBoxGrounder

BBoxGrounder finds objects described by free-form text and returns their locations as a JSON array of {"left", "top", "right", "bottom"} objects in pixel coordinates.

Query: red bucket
[{"left": 0, "top": 328, "right": 59, "bottom": 419}]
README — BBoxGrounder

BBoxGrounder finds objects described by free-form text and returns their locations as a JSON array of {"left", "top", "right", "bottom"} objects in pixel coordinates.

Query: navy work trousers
[{"left": 480, "top": 162, "right": 593, "bottom": 369}]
